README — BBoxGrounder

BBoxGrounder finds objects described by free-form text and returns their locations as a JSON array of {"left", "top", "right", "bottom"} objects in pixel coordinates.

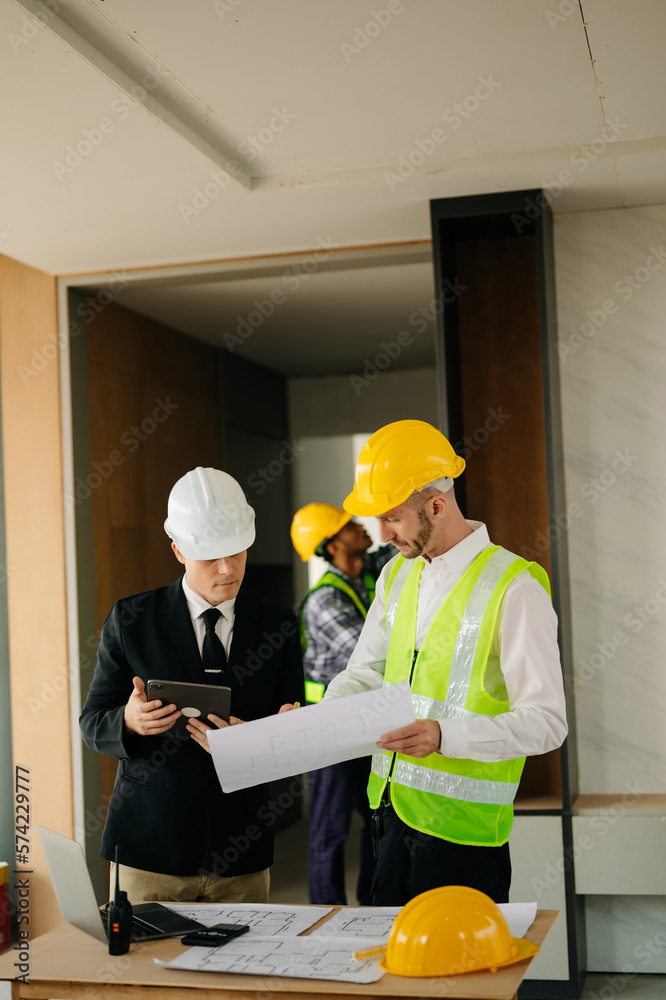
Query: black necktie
[{"left": 202, "top": 608, "right": 227, "bottom": 680}]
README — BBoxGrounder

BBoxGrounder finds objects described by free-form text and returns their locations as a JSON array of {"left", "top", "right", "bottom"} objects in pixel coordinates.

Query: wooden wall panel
[
  {"left": 84, "top": 300, "right": 222, "bottom": 832},
  {"left": 86, "top": 300, "right": 222, "bottom": 619},
  {"left": 0, "top": 254, "right": 71, "bottom": 936},
  {"left": 455, "top": 236, "right": 551, "bottom": 578},
  {"left": 453, "top": 235, "right": 558, "bottom": 800}
]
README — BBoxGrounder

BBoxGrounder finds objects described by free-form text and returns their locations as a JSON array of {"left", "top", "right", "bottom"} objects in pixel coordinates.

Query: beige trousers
[{"left": 109, "top": 862, "right": 270, "bottom": 904}]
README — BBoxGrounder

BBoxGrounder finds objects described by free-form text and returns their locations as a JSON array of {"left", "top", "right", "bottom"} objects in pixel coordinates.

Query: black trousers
[{"left": 372, "top": 804, "right": 512, "bottom": 906}]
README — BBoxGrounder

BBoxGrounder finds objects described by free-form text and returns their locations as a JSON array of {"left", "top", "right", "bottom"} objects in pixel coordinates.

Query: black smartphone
[{"left": 180, "top": 922, "right": 250, "bottom": 947}]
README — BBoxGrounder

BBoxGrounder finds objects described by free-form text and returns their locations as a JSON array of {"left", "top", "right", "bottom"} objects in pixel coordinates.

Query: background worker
[
  {"left": 324, "top": 421, "right": 568, "bottom": 906},
  {"left": 80, "top": 467, "right": 304, "bottom": 905},
  {"left": 290, "top": 503, "right": 392, "bottom": 905}
]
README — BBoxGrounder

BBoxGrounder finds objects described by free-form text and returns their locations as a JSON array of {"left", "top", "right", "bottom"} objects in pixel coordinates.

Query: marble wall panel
[
  {"left": 554, "top": 205, "right": 666, "bottom": 796},
  {"left": 586, "top": 896, "right": 666, "bottom": 974}
]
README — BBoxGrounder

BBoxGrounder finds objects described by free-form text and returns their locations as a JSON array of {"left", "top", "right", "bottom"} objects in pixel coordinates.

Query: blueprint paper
[
  {"left": 163, "top": 902, "right": 331, "bottom": 937},
  {"left": 311, "top": 906, "right": 400, "bottom": 940},
  {"left": 155, "top": 935, "right": 385, "bottom": 983},
  {"left": 312, "top": 904, "right": 537, "bottom": 945},
  {"left": 498, "top": 901, "right": 538, "bottom": 939},
  {"left": 209, "top": 681, "right": 414, "bottom": 792},
  {"left": 156, "top": 902, "right": 538, "bottom": 982}
]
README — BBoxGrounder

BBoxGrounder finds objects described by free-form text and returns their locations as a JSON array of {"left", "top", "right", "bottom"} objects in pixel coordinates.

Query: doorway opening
[{"left": 59, "top": 239, "right": 439, "bottom": 897}]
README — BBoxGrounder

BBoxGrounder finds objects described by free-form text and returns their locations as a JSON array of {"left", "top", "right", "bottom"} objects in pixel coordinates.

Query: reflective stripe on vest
[
  {"left": 384, "top": 558, "right": 411, "bottom": 649},
  {"left": 444, "top": 547, "right": 519, "bottom": 715},
  {"left": 392, "top": 759, "right": 520, "bottom": 806},
  {"left": 369, "top": 546, "right": 550, "bottom": 844}
]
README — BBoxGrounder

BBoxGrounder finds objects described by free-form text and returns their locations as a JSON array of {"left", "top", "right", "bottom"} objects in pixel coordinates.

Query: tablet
[{"left": 146, "top": 679, "right": 231, "bottom": 737}]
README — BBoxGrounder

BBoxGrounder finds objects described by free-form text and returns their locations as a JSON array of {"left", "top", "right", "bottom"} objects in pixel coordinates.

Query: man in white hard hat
[
  {"left": 80, "top": 468, "right": 305, "bottom": 904},
  {"left": 290, "top": 503, "right": 392, "bottom": 907}
]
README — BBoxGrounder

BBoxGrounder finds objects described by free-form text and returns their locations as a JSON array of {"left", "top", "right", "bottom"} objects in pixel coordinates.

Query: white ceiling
[{"left": 3, "top": 0, "right": 666, "bottom": 373}]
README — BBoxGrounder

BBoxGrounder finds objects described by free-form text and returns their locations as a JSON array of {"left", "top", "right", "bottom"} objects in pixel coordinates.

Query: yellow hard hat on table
[
  {"left": 344, "top": 419, "right": 466, "bottom": 517},
  {"left": 290, "top": 503, "right": 351, "bottom": 562},
  {"left": 380, "top": 885, "right": 539, "bottom": 978}
]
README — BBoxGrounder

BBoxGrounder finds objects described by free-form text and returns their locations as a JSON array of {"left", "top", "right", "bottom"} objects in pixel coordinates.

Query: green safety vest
[
  {"left": 367, "top": 545, "right": 551, "bottom": 847},
  {"left": 300, "top": 570, "right": 375, "bottom": 704}
]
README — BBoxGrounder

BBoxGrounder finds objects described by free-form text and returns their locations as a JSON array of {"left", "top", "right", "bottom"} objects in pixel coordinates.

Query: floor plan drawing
[
  {"left": 209, "top": 681, "right": 414, "bottom": 792},
  {"left": 311, "top": 906, "right": 400, "bottom": 940},
  {"left": 157, "top": 936, "right": 385, "bottom": 984},
  {"left": 164, "top": 903, "right": 330, "bottom": 937}
]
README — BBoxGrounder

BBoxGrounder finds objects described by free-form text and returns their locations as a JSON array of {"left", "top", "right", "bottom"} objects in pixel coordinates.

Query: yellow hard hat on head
[
  {"left": 380, "top": 886, "right": 539, "bottom": 978},
  {"left": 290, "top": 503, "right": 351, "bottom": 562},
  {"left": 344, "top": 419, "right": 466, "bottom": 517}
]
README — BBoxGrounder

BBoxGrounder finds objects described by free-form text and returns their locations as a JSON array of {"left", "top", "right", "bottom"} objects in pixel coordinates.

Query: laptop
[{"left": 38, "top": 826, "right": 205, "bottom": 943}]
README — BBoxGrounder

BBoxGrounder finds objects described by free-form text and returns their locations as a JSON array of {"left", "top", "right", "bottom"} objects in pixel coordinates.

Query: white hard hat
[{"left": 164, "top": 467, "right": 255, "bottom": 559}]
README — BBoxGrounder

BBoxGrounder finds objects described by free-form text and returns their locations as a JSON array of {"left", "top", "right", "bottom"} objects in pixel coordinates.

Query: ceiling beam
[{"left": 13, "top": 0, "right": 253, "bottom": 192}]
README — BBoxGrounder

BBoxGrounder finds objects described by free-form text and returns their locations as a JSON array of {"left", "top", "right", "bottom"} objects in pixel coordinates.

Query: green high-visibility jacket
[
  {"left": 300, "top": 570, "right": 376, "bottom": 703},
  {"left": 368, "top": 545, "right": 550, "bottom": 846}
]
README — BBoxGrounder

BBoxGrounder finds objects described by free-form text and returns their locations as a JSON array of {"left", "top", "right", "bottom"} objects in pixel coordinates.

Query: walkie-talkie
[{"left": 108, "top": 846, "right": 132, "bottom": 955}]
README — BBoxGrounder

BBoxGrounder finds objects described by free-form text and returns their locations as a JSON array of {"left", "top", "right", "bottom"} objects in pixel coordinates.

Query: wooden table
[{"left": 0, "top": 908, "right": 558, "bottom": 1000}]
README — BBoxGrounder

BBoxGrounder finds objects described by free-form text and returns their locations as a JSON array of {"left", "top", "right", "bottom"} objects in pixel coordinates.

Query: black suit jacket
[{"left": 79, "top": 579, "right": 305, "bottom": 877}]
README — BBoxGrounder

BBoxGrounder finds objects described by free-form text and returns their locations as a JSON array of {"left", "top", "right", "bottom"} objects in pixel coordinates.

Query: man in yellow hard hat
[
  {"left": 323, "top": 420, "right": 568, "bottom": 906},
  {"left": 290, "top": 503, "right": 392, "bottom": 906}
]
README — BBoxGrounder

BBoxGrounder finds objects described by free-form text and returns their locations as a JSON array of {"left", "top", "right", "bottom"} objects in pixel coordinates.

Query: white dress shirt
[
  {"left": 181, "top": 575, "right": 235, "bottom": 659},
  {"left": 325, "top": 522, "right": 568, "bottom": 762}
]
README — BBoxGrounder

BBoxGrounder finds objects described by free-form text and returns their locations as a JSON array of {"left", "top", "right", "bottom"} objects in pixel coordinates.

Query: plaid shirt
[{"left": 301, "top": 546, "right": 394, "bottom": 688}]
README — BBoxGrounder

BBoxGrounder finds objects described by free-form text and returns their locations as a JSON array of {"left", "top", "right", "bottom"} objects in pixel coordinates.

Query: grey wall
[
  {"left": 288, "top": 366, "right": 438, "bottom": 439},
  {"left": 554, "top": 203, "right": 666, "bottom": 972}
]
